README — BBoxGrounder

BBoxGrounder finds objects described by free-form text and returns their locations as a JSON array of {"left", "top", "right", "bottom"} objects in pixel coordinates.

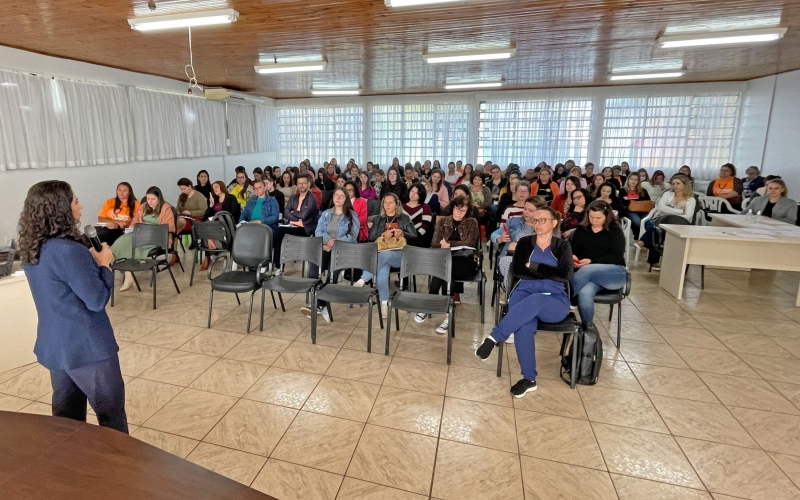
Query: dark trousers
[
  {"left": 429, "top": 256, "right": 478, "bottom": 295},
  {"left": 640, "top": 219, "right": 661, "bottom": 265},
  {"left": 49, "top": 354, "right": 128, "bottom": 434},
  {"left": 272, "top": 226, "right": 308, "bottom": 265},
  {"left": 95, "top": 227, "right": 124, "bottom": 246}
]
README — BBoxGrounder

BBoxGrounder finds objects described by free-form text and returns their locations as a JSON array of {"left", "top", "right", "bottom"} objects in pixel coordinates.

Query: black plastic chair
[
  {"left": 454, "top": 241, "right": 487, "bottom": 324},
  {"left": 367, "top": 199, "right": 382, "bottom": 224},
  {"left": 211, "top": 211, "right": 238, "bottom": 247},
  {"left": 190, "top": 221, "right": 232, "bottom": 286},
  {"left": 168, "top": 206, "right": 185, "bottom": 272},
  {"left": 321, "top": 190, "right": 335, "bottom": 209},
  {"left": 310, "top": 242, "right": 384, "bottom": 350},
  {"left": 260, "top": 236, "right": 323, "bottom": 328},
  {"left": 386, "top": 247, "right": 454, "bottom": 363},
  {"left": 593, "top": 268, "right": 632, "bottom": 348},
  {"left": 208, "top": 224, "right": 272, "bottom": 333},
  {"left": 111, "top": 224, "right": 180, "bottom": 310}
]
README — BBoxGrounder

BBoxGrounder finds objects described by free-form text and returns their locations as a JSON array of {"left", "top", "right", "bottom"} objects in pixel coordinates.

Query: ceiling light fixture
[
  {"left": 254, "top": 60, "right": 327, "bottom": 74},
  {"left": 128, "top": 8, "right": 239, "bottom": 31},
  {"left": 609, "top": 71, "right": 685, "bottom": 81},
  {"left": 385, "top": 0, "right": 462, "bottom": 7},
  {"left": 424, "top": 47, "right": 516, "bottom": 64},
  {"left": 658, "top": 27, "right": 787, "bottom": 48},
  {"left": 445, "top": 81, "right": 503, "bottom": 90},
  {"left": 311, "top": 89, "right": 361, "bottom": 96}
]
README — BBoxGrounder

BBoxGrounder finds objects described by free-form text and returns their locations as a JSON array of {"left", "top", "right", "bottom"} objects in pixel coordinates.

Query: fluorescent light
[
  {"left": 255, "top": 61, "right": 327, "bottom": 74},
  {"left": 311, "top": 89, "right": 361, "bottom": 96},
  {"left": 610, "top": 71, "right": 685, "bottom": 81},
  {"left": 424, "top": 47, "right": 516, "bottom": 64},
  {"left": 445, "top": 82, "right": 503, "bottom": 90},
  {"left": 128, "top": 9, "right": 239, "bottom": 31},
  {"left": 658, "top": 27, "right": 787, "bottom": 48},
  {"left": 385, "top": 0, "right": 461, "bottom": 6}
]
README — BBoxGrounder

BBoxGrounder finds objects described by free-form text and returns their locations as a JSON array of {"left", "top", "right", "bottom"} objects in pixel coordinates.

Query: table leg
[{"left": 659, "top": 232, "right": 689, "bottom": 301}]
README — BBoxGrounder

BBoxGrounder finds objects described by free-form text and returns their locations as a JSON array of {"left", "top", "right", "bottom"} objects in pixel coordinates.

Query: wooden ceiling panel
[{"left": 0, "top": 0, "right": 797, "bottom": 98}]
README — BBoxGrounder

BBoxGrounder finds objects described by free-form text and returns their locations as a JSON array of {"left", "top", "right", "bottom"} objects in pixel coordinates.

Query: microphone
[{"left": 84, "top": 225, "right": 103, "bottom": 252}]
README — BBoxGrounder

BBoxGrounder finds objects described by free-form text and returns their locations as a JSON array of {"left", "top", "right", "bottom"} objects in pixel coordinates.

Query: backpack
[{"left": 560, "top": 321, "right": 603, "bottom": 386}]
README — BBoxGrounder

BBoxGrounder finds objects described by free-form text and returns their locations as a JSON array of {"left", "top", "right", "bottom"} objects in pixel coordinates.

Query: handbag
[
  {"left": 628, "top": 200, "right": 654, "bottom": 213},
  {"left": 376, "top": 230, "right": 407, "bottom": 252}
]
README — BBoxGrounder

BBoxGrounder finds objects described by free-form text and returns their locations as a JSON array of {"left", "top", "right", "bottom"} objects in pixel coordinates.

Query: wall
[
  {"left": 762, "top": 69, "right": 800, "bottom": 196},
  {"left": 732, "top": 75, "right": 776, "bottom": 170}
]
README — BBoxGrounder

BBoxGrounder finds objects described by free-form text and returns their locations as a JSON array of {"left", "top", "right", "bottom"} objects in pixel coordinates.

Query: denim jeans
[
  {"left": 570, "top": 264, "right": 627, "bottom": 322},
  {"left": 360, "top": 250, "right": 403, "bottom": 301},
  {"left": 626, "top": 212, "right": 642, "bottom": 238}
]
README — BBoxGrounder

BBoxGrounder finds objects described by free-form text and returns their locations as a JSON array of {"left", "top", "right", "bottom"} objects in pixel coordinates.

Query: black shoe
[
  {"left": 510, "top": 379, "right": 537, "bottom": 398},
  {"left": 475, "top": 337, "right": 497, "bottom": 360}
]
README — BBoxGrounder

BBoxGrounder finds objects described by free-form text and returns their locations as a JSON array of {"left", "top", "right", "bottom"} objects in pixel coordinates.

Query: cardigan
[
  {"left": 133, "top": 203, "right": 175, "bottom": 234},
  {"left": 512, "top": 236, "right": 574, "bottom": 284},
  {"left": 569, "top": 225, "right": 626, "bottom": 266},
  {"left": 367, "top": 213, "right": 418, "bottom": 242},
  {"left": 431, "top": 216, "right": 479, "bottom": 250},
  {"left": 177, "top": 191, "right": 207, "bottom": 218},
  {"left": 747, "top": 196, "right": 798, "bottom": 225},
  {"left": 204, "top": 193, "right": 242, "bottom": 221}
]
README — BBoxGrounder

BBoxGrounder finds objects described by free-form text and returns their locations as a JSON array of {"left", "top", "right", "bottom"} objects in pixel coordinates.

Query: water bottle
[
  {"left": 756, "top": 211, "right": 762, "bottom": 223},
  {"left": 745, "top": 209, "right": 753, "bottom": 223}
]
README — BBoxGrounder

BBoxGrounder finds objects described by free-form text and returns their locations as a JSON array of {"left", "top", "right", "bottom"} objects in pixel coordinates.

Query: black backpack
[{"left": 560, "top": 321, "right": 603, "bottom": 386}]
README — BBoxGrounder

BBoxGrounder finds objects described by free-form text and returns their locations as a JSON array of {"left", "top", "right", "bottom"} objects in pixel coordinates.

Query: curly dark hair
[{"left": 18, "top": 180, "right": 82, "bottom": 265}]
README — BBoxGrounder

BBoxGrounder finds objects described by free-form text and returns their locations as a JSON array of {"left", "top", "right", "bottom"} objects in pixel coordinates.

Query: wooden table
[
  {"left": 0, "top": 411, "right": 275, "bottom": 500},
  {"left": 710, "top": 213, "right": 800, "bottom": 232},
  {"left": 659, "top": 225, "right": 800, "bottom": 307}
]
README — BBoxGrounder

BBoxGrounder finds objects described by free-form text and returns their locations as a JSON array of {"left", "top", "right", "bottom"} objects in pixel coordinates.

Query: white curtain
[
  {"left": 255, "top": 105, "right": 279, "bottom": 153},
  {"left": 227, "top": 103, "right": 257, "bottom": 155},
  {"left": 278, "top": 106, "right": 363, "bottom": 167}
]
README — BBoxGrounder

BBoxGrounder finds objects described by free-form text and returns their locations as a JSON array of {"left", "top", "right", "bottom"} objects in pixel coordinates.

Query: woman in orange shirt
[
  {"left": 706, "top": 163, "right": 744, "bottom": 211},
  {"left": 530, "top": 168, "right": 561, "bottom": 205},
  {"left": 96, "top": 182, "right": 140, "bottom": 245}
]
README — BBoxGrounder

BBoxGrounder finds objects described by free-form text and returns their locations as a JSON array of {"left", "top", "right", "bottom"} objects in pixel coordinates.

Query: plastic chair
[
  {"left": 699, "top": 195, "right": 740, "bottom": 215},
  {"left": 321, "top": 190, "right": 335, "bottom": 210},
  {"left": 310, "top": 242, "right": 384, "bottom": 351},
  {"left": 208, "top": 224, "right": 272, "bottom": 333},
  {"left": 190, "top": 221, "right": 232, "bottom": 286},
  {"left": 454, "top": 242, "right": 487, "bottom": 324},
  {"left": 620, "top": 217, "right": 632, "bottom": 267},
  {"left": 633, "top": 208, "right": 658, "bottom": 265},
  {"left": 260, "top": 236, "right": 323, "bottom": 324},
  {"left": 386, "top": 247, "right": 454, "bottom": 363},
  {"left": 593, "top": 269, "right": 632, "bottom": 348},
  {"left": 168, "top": 206, "right": 185, "bottom": 272},
  {"left": 111, "top": 224, "right": 180, "bottom": 310}
]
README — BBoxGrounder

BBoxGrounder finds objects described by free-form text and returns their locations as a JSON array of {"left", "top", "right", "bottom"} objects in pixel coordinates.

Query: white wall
[
  {"left": 762, "top": 69, "right": 800, "bottom": 196},
  {"left": 733, "top": 75, "right": 776, "bottom": 169}
]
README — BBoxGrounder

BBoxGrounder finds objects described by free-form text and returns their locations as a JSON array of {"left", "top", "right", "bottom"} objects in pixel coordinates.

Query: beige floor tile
[
  {"left": 382, "top": 357, "right": 449, "bottom": 396},
  {"left": 592, "top": 359, "right": 643, "bottom": 392},
  {"left": 0, "top": 393, "right": 31, "bottom": 411},
  {"left": 135, "top": 302, "right": 195, "bottom": 323},
  {"left": 18, "top": 401, "right": 52, "bottom": 415},
  {"left": 185, "top": 442, "right": 266, "bottom": 485},
  {"left": 219, "top": 334, "right": 291, "bottom": 365},
  {"left": 770, "top": 381, "right": 800, "bottom": 410},
  {"left": 337, "top": 477, "right": 427, "bottom": 500},
  {"left": 713, "top": 331, "right": 794, "bottom": 358},
  {"left": 750, "top": 319, "right": 800, "bottom": 339},
  {"left": 302, "top": 376, "right": 380, "bottom": 421},
  {"left": 654, "top": 325, "right": 729, "bottom": 351},
  {"left": 629, "top": 363, "right": 719, "bottom": 403},
  {"left": 439, "top": 397, "right": 517, "bottom": 453},
  {"left": 432, "top": 440, "right": 523, "bottom": 500},
  {"left": 367, "top": 386, "right": 443, "bottom": 436},
  {"left": 694, "top": 314, "right": 759, "bottom": 334},
  {"left": 117, "top": 343, "right": 174, "bottom": 377},
  {"left": 136, "top": 323, "right": 203, "bottom": 349},
  {"left": 124, "top": 378, "right": 183, "bottom": 425},
  {"left": 251, "top": 459, "right": 342, "bottom": 500},
  {"left": 639, "top": 307, "right": 704, "bottom": 328},
  {"left": 445, "top": 365, "right": 512, "bottom": 408},
  {"left": 612, "top": 474, "right": 712, "bottom": 500},
  {"left": 343, "top": 327, "right": 402, "bottom": 355},
  {"left": 139, "top": 350, "right": 218, "bottom": 386},
  {"left": 394, "top": 333, "right": 449, "bottom": 364},
  {"left": 253, "top": 316, "right": 308, "bottom": 341},
  {"left": 142, "top": 388, "right": 236, "bottom": 440},
  {"left": 619, "top": 339, "right": 689, "bottom": 369},
  {"left": 297, "top": 322, "right": 355, "bottom": 348},
  {"left": 738, "top": 353, "right": 800, "bottom": 383},
  {"left": 649, "top": 395, "right": 758, "bottom": 448},
  {"left": 347, "top": 424, "right": 437, "bottom": 496},
  {"left": 272, "top": 411, "right": 363, "bottom": 474},
  {"left": 179, "top": 329, "right": 248, "bottom": 357},
  {"left": 204, "top": 399, "right": 297, "bottom": 456},
  {"left": 324, "top": 348, "right": 392, "bottom": 385},
  {"left": 107, "top": 297, "right": 152, "bottom": 317},
  {"left": 520, "top": 456, "right": 617, "bottom": 500},
  {"left": 512, "top": 377, "right": 588, "bottom": 420},
  {"left": 579, "top": 385, "right": 668, "bottom": 433},
  {"left": 729, "top": 407, "right": 800, "bottom": 456},
  {"left": 699, "top": 373, "right": 799, "bottom": 414},
  {"left": 0, "top": 364, "right": 51, "bottom": 400},
  {"left": 174, "top": 305, "right": 234, "bottom": 329},
  {"left": 770, "top": 453, "right": 800, "bottom": 490},
  {"left": 515, "top": 409, "right": 606, "bottom": 470},
  {"left": 593, "top": 422, "right": 704, "bottom": 488},
  {"left": 0, "top": 363, "right": 37, "bottom": 384},
  {"left": 243, "top": 367, "right": 322, "bottom": 409},
  {"left": 271, "top": 342, "right": 340, "bottom": 374},
  {"left": 131, "top": 427, "right": 199, "bottom": 458},
  {"left": 449, "top": 339, "right": 507, "bottom": 373},
  {"left": 773, "top": 337, "right": 800, "bottom": 358},
  {"left": 189, "top": 359, "right": 267, "bottom": 397},
  {"left": 614, "top": 321, "right": 666, "bottom": 344},
  {"left": 677, "top": 437, "right": 800, "bottom": 500},
  {"left": 114, "top": 317, "right": 166, "bottom": 342},
  {"left": 673, "top": 345, "right": 761, "bottom": 379}
]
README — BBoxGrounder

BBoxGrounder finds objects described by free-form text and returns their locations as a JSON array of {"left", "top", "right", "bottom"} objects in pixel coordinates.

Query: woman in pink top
[{"left": 430, "top": 168, "right": 450, "bottom": 209}]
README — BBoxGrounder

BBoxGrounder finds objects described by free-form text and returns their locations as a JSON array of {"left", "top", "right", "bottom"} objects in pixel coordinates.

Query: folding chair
[
  {"left": 190, "top": 220, "right": 232, "bottom": 286},
  {"left": 260, "top": 236, "right": 323, "bottom": 328}
]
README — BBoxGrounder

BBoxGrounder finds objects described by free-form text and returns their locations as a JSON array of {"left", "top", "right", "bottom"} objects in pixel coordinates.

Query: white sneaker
[
  {"left": 353, "top": 279, "right": 366, "bottom": 288},
  {"left": 507, "top": 333, "right": 515, "bottom": 344},
  {"left": 120, "top": 272, "right": 134, "bottom": 292},
  {"left": 273, "top": 268, "right": 282, "bottom": 276},
  {"left": 414, "top": 313, "right": 428, "bottom": 323},
  {"left": 300, "top": 306, "right": 314, "bottom": 317},
  {"left": 436, "top": 316, "right": 450, "bottom": 335},
  {"left": 320, "top": 307, "right": 331, "bottom": 323},
  {"left": 380, "top": 301, "right": 388, "bottom": 319},
  {"left": 231, "top": 262, "right": 239, "bottom": 271}
]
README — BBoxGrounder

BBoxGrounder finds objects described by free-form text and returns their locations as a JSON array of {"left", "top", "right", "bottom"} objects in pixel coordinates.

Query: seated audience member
[
  {"left": 492, "top": 196, "right": 547, "bottom": 282},
  {"left": 326, "top": 163, "right": 339, "bottom": 182},
  {"left": 748, "top": 179, "right": 797, "bottom": 224},
  {"left": 635, "top": 174, "right": 696, "bottom": 270},
  {"left": 272, "top": 174, "right": 319, "bottom": 270},
  {"left": 501, "top": 181, "right": 531, "bottom": 223},
  {"left": 403, "top": 183, "right": 434, "bottom": 247},
  {"left": 551, "top": 176, "right": 582, "bottom": 215},
  {"left": 429, "top": 168, "right": 450, "bottom": 210},
  {"left": 336, "top": 177, "right": 347, "bottom": 190},
  {"left": 382, "top": 166, "right": 409, "bottom": 203},
  {"left": 569, "top": 200, "right": 627, "bottom": 322},
  {"left": 111, "top": 187, "right": 175, "bottom": 291},
  {"left": 753, "top": 175, "right": 781, "bottom": 198},
  {"left": 418, "top": 177, "right": 441, "bottom": 216},
  {"left": 706, "top": 163, "right": 744, "bottom": 211},
  {"left": 227, "top": 166, "right": 247, "bottom": 189},
  {"left": 601, "top": 167, "right": 620, "bottom": 190},
  {"left": 673, "top": 165, "right": 695, "bottom": 186},
  {"left": 742, "top": 166, "right": 765, "bottom": 199},
  {"left": 97, "top": 182, "right": 140, "bottom": 245},
  {"left": 469, "top": 172, "right": 493, "bottom": 227},
  {"left": 372, "top": 169, "right": 386, "bottom": 199},
  {"left": 421, "top": 160, "right": 433, "bottom": 179},
  {"left": 486, "top": 165, "right": 506, "bottom": 218},
  {"left": 252, "top": 167, "right": 264, "bottom": 182},
  {"left": 596, "top": 182, "right": 624, "bottom": 216},
  {"left": 497, "top": 176, "right": 519, "bottom": 221},
  {"left": 552, "top": 164, "right": 566, "bottom": 182},
  {"left": 475, "top": 206, "right": 573, "bottom": 398},
  {"left": 583, "top": 163, "right": 595, "bottom": 182},
  {"left": 612, "top": 165, "right": 625, "bottom": 187},
  {"left": 272, "top": 166, "right": 282, "bottom": 179},
  {"left": 456, "top": 164, "right": 474, "bottom": 185},
  {"left": 347, "top": 165, "right": 361, "bottom": 182},
  {"left": 344, "top": 180, "right": 369, "bottom": 241},
  {"left": 302, "top": 187, "right": 361, "bottom": 321},
  {"left": 523, "top": 168, "right": 537, "bottom": 183},
  {"left": 175, "top": 178, "right": 208, "bottom": 235},
  {"left": 558, "top": 167, "right": 587, "bottom": 191},
  {"left": 264, "top": 176, "right": 285, "bottom": 215},
  {"left": 278, "top": 171, "right": 296, "bottom": 200},
  {"left": 588, "top": 174, "right": 606, "bottom": 199},
  {"left": 358, "top": 172, "right": 377, "bottom": 200},
  {"left": 315, "top": 169, "right": 335, "bottom": 192},
  {"left": 445, "top": 162, "right": 460, "bottom": 184},
  {"left": 619, "top": 173, "right": 652, "bottom": 236},
  {"left": 618, "top": 162, "right": 632, "bottom": 182},
  {"left": 449, "top": 184, "right": 480, "bottom": 219},
  {"left": 204, "top": 181, "right": 242, "bottom": 222},
  {"left": 308, "top": 178, "right": 323, "bottom": 207},
  {"left": 240, "top": 179, "right": 280, "bottom": 232},
  {"left": 352, "top": 193, "right": 418, "bottom": 318},
  {"left": 404, "top": 164, "right": 417, "bottom": 187},
  {"left": 636, "top": 168, "right": 649, "bottom": 184},
  {"left": 561, "top": 188, "right": 590, "bottom": 238},
  {"left": 414, "top": 196, "right": 479, "bottom": 333},
  {"left": 642, "top": 169, "right": 666, "bottom": 202},
  {"left": 230, "top": 170, "right": 255, "bottom": 208},
  {"left": 195, "top": 170, "right": 212, "bottom": 200}
]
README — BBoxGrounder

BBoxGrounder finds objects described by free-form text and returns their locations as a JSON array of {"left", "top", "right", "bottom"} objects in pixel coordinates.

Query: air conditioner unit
[{"left": 204, "top": 87, "right": 268, "bottom": 104}]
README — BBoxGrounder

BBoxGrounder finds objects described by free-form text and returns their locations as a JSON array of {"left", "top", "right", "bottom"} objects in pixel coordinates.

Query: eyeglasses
[
  {"left": 532, "top": 218, "right": 555, "bottom": 225},
  {"left": 572, "top": 195, "right": 585, "bottom": 200},
  {"left": 453, "top": 206, "right": 468, "bottom": 213}
]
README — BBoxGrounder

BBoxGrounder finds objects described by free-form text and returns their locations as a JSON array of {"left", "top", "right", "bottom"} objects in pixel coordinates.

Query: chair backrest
[
  {"left": 367, "top": 199, "right": 382, "bottom": 217},
  {"left": 329, "top": 241, "right": 378, "bottom": 277},
  {"left": 232, "top": 224, "right": 272, "bottom": 268},
  {"left": 321, "top": 190, "right": 334, "bottom": 209},
  {"left": 700, "top": 195, "right": 723, "bottom": 212},
  {"left": 399, "top": 246, "right": 451, "bottom": 283},
  {"left": 653, "top": 215, "right": 691, "bottom": 250},
  {"left": 280, "top": 235, "right": 323, "bottom": 269},
  {"left": 131, "top": 224, "right": 169, "bottom": 254},
  {"left": 192, "top": 221, "right": 230, "bottom": 251},
  {"left": 212, "top": 211, "right": 237, "bottom": 245}
]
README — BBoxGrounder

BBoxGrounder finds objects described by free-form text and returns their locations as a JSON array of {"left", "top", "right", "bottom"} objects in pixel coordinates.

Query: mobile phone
[{"left": 502, "top": 223, "right": 508, "bottom": 234}]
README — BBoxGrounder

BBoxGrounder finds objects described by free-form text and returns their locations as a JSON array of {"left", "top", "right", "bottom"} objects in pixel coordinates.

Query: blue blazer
[
  {"left": 315, "top": 209, "right": 360, "bottom": 244},
  {"left": 23, "top": 238, "right": 117, "bottom": 371},
  {"left": 240, "top": 195, "right": 280, "bottom": 231}
]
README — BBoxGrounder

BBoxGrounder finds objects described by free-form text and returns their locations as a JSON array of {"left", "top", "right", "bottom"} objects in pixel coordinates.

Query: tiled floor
[{"left": 3, "top": 252, "right": 800, "bottom": 500}]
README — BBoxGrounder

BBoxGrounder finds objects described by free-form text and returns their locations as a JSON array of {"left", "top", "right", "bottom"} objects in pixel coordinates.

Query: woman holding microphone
[{"left": 18, "top": 181, "right": 128, "bottom": 433}]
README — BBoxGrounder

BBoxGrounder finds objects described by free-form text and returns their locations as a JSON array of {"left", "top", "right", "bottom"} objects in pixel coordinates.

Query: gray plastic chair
[
  {"left": 190, "top": 221, "right": 232, "bottom": 286},
  {"left": 208, "top": 224, "right": 272, "bottom": 333},
  {"left": 168, "top": 205, "right": 185, "bottom": 272},
  {"left": 310, "top": 242, "right": 384, "bottom": 351},
  {"left": 454, "top": 240, "right": 487, "bottom": 324},
  {"left": 386, "top": 246, "right": 454, "bottom": 363},
  {"left": 111, "top": 224, "right": 180, "bottom": 310}
]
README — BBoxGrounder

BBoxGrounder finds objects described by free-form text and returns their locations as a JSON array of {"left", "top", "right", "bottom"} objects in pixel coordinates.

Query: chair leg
[
  {"left": 366, "top": 299, "right": 373, "bottom": 353},
  {"left": 310, "top": 289, "right": 318, "bottom": 344},
  {"left": 608, "top": 304, "right": 614, "bottom": 322},
  {"left": 412, "top": 276, "right": 417, "bottom": 293},
  {"left": 446, "top": 304, "right": 454, "bottom": 364},
  {"left": 246, "top": 290, "right": 255, "bottom": 333},
  {"left": 270, "top": 291, "right": 277, "bottom": 310},
  {"left": 700, "top": 265, "right": 705, "bottom": 289},
  {"left": 166, "top": 263, "right": 180, "bottom": 294},
  {"left": 479, "top": 278, "right": 485, "bottom": 324},
  {"left": 496, "top": 340, "right": 504, "bottom": 377},
  {"left": 207, "top": 290, "right": 214, "bottom": 328},
  {"left": 152, "top": 269, "right": 157, "bottom": 310},
  {"left": 110, "top": 270, "right": 116, "bottom": 307},
  {"left": 617, "top": 301, "right": 622, "bottom": 349},
  {"left": 132, "top": 274, "right": 142, "bottom": 292},
  {"left": 570, "top": 326, "right": 579, "bottom": 389},
  {"left": 176, "top": 254, "right": 184, "bottom": 273},
  {"left": 385, "top": 299, "right": 393, "bottom": 356},
  {"left": 278, "top": 293, "right": 286, "bottom": 312},
  {"left": 259, "top": 288, "right": 266, "bottom": 331},
  {"left": 235, "top": 294, "right": 241, "bottom": 306},
  {"left": 376, "top": 293, "right": 384, "bottom": 330}
]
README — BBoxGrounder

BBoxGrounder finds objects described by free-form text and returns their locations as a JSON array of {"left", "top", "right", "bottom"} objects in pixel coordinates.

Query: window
[
  {"left": 278, "top": 106, "right": 363, "bottom": 166},
  {"left": 371, "top": 103, "right": 469, "bottom": 167},
  {"left": 600, "top": 94, "right": 740, "bottom": 178},
  {"left": 477, "top": 99, "right": 592, "bottom": 168}
]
